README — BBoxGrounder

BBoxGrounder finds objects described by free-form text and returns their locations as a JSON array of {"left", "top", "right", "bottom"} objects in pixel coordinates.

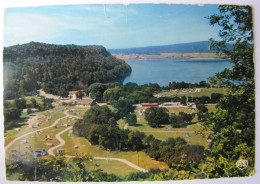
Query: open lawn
[
  {"left": 206, "top": 104, "right": 218, "bottom": 113},
  {"left": 118, "top": 107, "right": 194, "bottom": 132},
  {"left": 5, "top": 116, "right": 71, "bottom": 157},
  {"left": 117, "top": 106, "right": 208, "bottom": 147},
  {"left": 88, "top": 159, "right": 138, "bottom": 176},
  {"left": 60, "top": 133, "right": 168, "bottom": 174},
  {"left": 66, "top": 107, "right": 89, "bottom": 117},
  {"left": 5, "top": 107, "right": 65, "bottom": 146}
]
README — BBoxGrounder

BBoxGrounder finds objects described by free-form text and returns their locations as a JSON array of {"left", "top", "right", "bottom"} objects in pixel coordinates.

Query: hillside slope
[
  {"left": 3, "top": 42, "right": 131, "bottom": 99},
  {"left": 109, "top": 41, "right": 231, "bottom": 54}
]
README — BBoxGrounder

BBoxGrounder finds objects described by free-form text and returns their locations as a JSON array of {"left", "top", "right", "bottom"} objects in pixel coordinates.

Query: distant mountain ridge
[{"left": 109, "top": 41, "right": 223, "bottom": 54}]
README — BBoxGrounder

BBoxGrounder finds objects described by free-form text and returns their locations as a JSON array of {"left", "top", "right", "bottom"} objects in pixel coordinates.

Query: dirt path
[
  {"left": 94, "top": 157, "right": 148, "bottom": 173},
  {"left": 38, "top": 89, "right": 61, "bottom": 100},
  {"left": 48, "top": 126, "right": 72, "bottom": 156}
]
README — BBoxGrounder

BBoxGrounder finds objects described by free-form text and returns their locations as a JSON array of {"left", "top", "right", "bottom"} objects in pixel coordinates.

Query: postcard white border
[{"left": 0, "top": 0, "right": 259, "bottom": 184}]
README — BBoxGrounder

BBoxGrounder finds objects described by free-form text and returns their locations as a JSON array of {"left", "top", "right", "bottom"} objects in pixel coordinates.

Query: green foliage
[
  {"left": 3, "top": 100, "right": 22, "bottom": 123},
  {"left": 113, "top": 99, "right": 135, "bottom": 119},
  {"left": 201, "top": 5, "right": 255, "bottom": 177},
  {"left": 30, "top": 98, "right": 38, "bottom": 108},
  {"left": 6, "top": 152, "right": 122, "bottom": 182},
  {"left": 73, "top": 105, "right": 144, "bottom": 151},
  {"left": 145, "top": 136, "right": 205, "bottom": 169},
  {"left": 170, "top": 112, "right": 193, "bottom": 128},
  {"left": 76, "top": 91, "right": 85, "bottom": 99},
  {"left": 125, "top": 113, "right": 137, "bottom": 126},
  {"left": 144, "top": 107, "right": 169, "bottom": 128},
  {"left": 3, "top": 42, "right": 131, "bottom": 99}
]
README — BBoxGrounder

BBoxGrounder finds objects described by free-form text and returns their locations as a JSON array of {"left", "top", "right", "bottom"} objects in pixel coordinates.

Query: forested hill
[
  {"left": 109, "top": 41, "right": 231, "bottom": 54},
  {"left": 3, "top": 42, "right": 131, "bottom": 99}
]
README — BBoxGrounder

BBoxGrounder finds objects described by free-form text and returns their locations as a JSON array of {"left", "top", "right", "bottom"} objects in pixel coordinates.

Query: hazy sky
[{"left": 4, "top": 4, "right": 221, "bottom": 49}]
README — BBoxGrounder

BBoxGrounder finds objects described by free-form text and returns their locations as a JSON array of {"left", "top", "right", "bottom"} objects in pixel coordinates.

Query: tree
[
  {"left": 144, "top": 107, "right": 169, "bottom": 128},
  {"left": 113, "top": 99, "right": 134, "bottom": 118},
  {"left": 76, "top": 91, "right": 85, "bottom": 99},
  {"left": 201, "top": 5, "right": 255, "bottom": 177},
  {"left": 30, "top": 98, "right": 38, "bottom": 108},
  {"left": 170, "top": 112, "right": 193, "bottom": 128},
  {"left": 13, "top": 98, "right": 27, "bottom": 109},
  {"left": 87, "top": 83, "right": 106, "bottom": 101},
  {"left": 125, "top": 114, "right": 137, "bottom": 126}
]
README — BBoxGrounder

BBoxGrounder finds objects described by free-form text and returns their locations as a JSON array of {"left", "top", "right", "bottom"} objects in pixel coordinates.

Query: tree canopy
[
  {"left": 202, "top": 5, "right": 255, "bottom": 177},
  {"left": 3, "top": 42, "right": 131, "bottom": 99}
]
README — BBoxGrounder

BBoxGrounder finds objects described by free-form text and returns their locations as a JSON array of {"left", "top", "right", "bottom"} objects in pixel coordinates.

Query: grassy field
[
  {"left": 206, "top": 104, "right": 218, "bottom": 113},
  {"left": 85, "top": 159, "right": 138, "bottom": 176},
  {"left": 66, "top": 107, "right": 89, "bottom": 117},
  {"left": 156, "top": 88, "right": 227, "bottom": 98},
  {"left": 6, "top": 121, "right": 66, "bottom": 156},
  {"left": 60, "top": 132, "right": 168, "bottom": 174},
  {"left": 5, "top": 107, "right": 65, "bottom": 146},
  {"left": 117, "top": 106, "right": 208, "bottom": 147},
  {"left": 5, "top": 102, "right": 215, "bottom": 176}
]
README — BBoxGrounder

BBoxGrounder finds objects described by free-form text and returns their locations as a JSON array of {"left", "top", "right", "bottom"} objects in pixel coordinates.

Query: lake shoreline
[{"left": 112, "top": 53, "right": 228, "bottom": 60}]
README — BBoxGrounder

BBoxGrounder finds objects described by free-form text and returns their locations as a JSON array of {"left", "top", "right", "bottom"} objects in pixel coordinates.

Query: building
[
  {"left": 160, "top": 102, "right": 181, "bottom": 107},
  {"left": 141, "top": 103, "right": 159, "bottom": 107},
  {"left": 77, "top": 99, "right": 95, "bottom": 106}
]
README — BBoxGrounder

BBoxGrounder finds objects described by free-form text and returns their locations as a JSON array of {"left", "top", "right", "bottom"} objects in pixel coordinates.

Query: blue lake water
[{"left": 123, "top": 58, "right": 232, "bottom": 86}]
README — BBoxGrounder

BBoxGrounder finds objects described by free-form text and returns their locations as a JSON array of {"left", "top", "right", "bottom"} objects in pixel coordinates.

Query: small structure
[
  {"left": 36, "top": 130, "right": 42, "bottom": 135},
  {"left": 20, "top": 140, "right": 28, "bottom": 144},
  {"left": 77, "top": 99, "right": 95, "bottom": 107},
  {"left": 25, "top": 145, "right": 31, "bottom": 149},
  {"left": 34, "top": 149, "right": 47, "bottom": 157},
  {"left": 160, "top": 102, "right": 181, "bottom": 107},
  {"left": 74, "top": 145, "right": 79, "bottom": 149},
  {"left": 15, "top": 128, "right": 21, "bottom": 131},
  {"left": 45, "top": 135, "right": 52, "bottom": 141},
  {"left": 186, "top": 133, "right": 191, "bottom": 138},
  {"left": 29, "top": 125, "right": 37, "bottom": 128},
  {"left": 46, "top": 143, "right": 54, "bottom": 147},
  {"left": 57, "top": 149, "right": 64, "bottom": 153}
]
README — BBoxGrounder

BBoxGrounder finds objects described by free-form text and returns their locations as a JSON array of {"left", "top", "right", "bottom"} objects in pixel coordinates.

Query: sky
[{"left": 4, "top": 4, "right": 221, "bottom": 49}]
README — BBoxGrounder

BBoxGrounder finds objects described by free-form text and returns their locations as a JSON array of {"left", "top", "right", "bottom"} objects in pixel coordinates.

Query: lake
[{"left": 123, "top": 58, "right": 232, "bottom": 86}]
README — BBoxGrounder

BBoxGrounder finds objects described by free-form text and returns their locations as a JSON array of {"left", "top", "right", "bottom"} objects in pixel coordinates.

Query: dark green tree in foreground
[{"left": 200, "top": 5, "right": 255, "bottom": 177}]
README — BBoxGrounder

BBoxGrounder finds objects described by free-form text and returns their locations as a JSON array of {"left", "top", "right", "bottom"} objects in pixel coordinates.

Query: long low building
[{"left": 141, "top": 103, "right": 159, "bottom": 107}]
